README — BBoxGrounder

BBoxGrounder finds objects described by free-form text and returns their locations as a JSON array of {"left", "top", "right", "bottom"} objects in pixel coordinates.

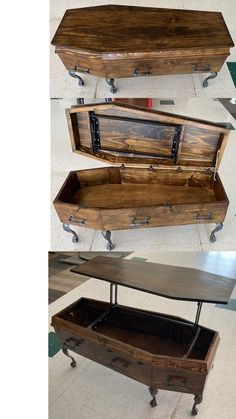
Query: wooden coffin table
[
  {"left": 51, "top": 256, "right": 236, "bottom": 414},
  {"left": 51, "top": 5, "right": 234, "bottom": 93},
  {"left": 53, "top": 102, "right": 230, "bottom": 250}
]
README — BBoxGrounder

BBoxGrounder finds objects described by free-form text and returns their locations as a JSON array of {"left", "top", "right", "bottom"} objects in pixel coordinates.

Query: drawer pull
[
  {"left": 193, "top": 212, "right": 213, "bottom": 221},
  {"left": 130, "top": 216, "right": 151, "bottom": 227},
  {"left": 134, "top": 68, "right": 152, "bottom": 76},
  {"left": 69, "top": 215, "right": 87, "bottom": 225},
  {"left": 74, "top": 64, "right": 91, "bottom": 74},
  {"left": 193, "top": 64, "right": 211, "bottom": 72},
  {"left": 166, "top": 377, "right": 189, "bottom": 391},
  {"left": 109, "top": 357, "right": 130, "bottom": 372},
  {"left": 64, "top": 337, "right": 84, "bottom": 350}
]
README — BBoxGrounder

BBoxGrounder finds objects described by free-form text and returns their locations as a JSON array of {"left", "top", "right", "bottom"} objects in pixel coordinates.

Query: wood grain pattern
[
  {"left": 51, "top": 5, "right": 234, "bottom": 52},
  {"left": 52, "top": 297, "right": 220, "bottom": 400},
  {"left": 71, "top": 258, "right": 235, "bottom": 304},
  {"left": 67, "top": 103, "right": 229, "bottom": 168}
]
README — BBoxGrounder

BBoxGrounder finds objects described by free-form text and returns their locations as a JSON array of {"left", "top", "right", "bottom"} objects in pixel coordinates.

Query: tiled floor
[
  {"left": 49, "top": 251, "right": 236, "bottom": 419},
  {"left": 50, "top": 0, "right": 236, "bottom": 98},
  {"left": 51, "top": 98, "right": 236, "bottom": 251}
]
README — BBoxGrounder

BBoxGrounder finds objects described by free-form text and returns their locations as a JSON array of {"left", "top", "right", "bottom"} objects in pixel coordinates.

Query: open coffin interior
[
  {"left": 57, "top": 298, "right": 215, "bottom": 360},
  {"left": 56, "top": 167, "right": 227, "bottom": 209}
]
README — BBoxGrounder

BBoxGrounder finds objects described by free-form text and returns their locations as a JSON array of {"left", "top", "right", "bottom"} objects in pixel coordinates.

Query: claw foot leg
[
  {"left": 149, "top": 387, "right": 158, "bottom": 407},
  {"left": 203, "top": 72, "right": 217, "bottom": 88},
  {"left": 101, "top": 230, "right": 114, "bottom": 251},
  {"left": 63, "top": 223, "right": 79, "bottom": 243},
  {"left": 210, "top": 222, "right": 223, "bottom": 243},
  {"left": 68, "top": 69, "right": 84, "bottom": 86},
  {"left": 62, "top": 347, "right": 77, "bottom": 368},
  {"left": 105, "top": 78, "right": 118, "bottom": 93},
  {"left": 191, "top": 394, "right": 202, "bottom": 416}
]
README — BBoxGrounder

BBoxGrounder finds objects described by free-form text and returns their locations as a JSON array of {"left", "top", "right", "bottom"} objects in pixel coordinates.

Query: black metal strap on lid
[{"left": 89, "top": 111, "right": 182, "bottom": 160}]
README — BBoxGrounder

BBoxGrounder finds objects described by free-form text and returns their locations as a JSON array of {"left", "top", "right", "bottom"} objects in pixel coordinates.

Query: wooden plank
[{"left": 71, "top": 257, "right": 236, "bottom": 304}]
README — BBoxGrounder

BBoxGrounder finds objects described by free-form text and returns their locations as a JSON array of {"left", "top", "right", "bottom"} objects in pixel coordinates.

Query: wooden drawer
[
  {"left": 104, "top": 55, "right": 227, "bottom": 78},
  {"left": 100, "top": 202, "right": 228, "bottom": 231}
]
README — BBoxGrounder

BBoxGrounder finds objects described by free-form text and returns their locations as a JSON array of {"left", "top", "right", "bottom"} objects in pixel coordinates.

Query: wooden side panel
[
  {"left": 104, "top": 54, "right": 227, "bottom": 78},
  {"left": 179, "top": 126, "right": 221, "bottom": 167},
  {"left": 55, "top": 328, "right": 152, "bottom": 386},
  {"left": 151, "top": 367, "right": 206, "bottom": 394},
  {"left": 56, "top": 48, "right": 106, "bottom": 77}
]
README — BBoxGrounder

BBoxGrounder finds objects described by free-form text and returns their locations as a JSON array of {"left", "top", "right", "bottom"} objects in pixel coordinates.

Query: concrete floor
[
  {"left": 50, "top": 0, "right": 236, "bottom": 98},
  {"left": 51, "top": 98, "right": 236, "bottom": 251},
  {"left": 49, "top": 251, "right": 236, "bottom": 419}
]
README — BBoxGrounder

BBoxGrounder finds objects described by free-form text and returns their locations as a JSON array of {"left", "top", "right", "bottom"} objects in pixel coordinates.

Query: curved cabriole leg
[
  {"left": 63, "top": 223, "right": 79, "bottom": 243},
  {"left": 191, "top": 394, "right": 203, "bottom": 416},
  {"left": 203, "top": 72, "right": 218, "bottom": 88},
  {"left": 68, "top": 69, "right": 84, "bottom": 86},
  {"left": 105, "top": 78, "right": 118, "bottom": 94},
  {"left": 101, "top": 230, "right": 114, "bottom": 251},
  {"left": 149, "top": 387, "right": 158, "bottom": 407},
  {"left": 62, "top": 347, "right": 77, "bottom": 368},
  {"left": 210, "top": 222, "right": 223, "bottom": 243}
]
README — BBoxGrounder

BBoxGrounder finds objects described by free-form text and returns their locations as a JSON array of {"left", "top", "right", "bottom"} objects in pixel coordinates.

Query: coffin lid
[
  {"left": 67, "top": 102, "right": 230, "bottom": 171},
  {"left": 51, "top": 5, "right": 234, "bottom": 53},
  {"left": 71, "top": 256, "right": 236, "bottom": 304}
]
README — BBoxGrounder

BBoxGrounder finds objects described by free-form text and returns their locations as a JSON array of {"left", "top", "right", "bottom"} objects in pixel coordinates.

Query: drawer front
[
  {"left": 151, "top": 368, "right": 206, "bottom": 395},
  {"left": 56, "top": 50, "right": 106, "bottom": 77},
  {"left": 100, "top": 202, "right": 228, "bottom": 231},
  {"left": 55, "top": 328, "right": 152, "bottom": 386},
  {"left": 54, "top": 202, "right": 102, "bottom": 229},
  {"left": 104, "top": 55, "right": 227, "bottom": 78}
]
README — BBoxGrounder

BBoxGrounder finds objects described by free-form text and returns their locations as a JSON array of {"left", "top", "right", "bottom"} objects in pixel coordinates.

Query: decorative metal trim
[
  {"left": 203, "top": 72, "right": 218, "bottom": 88},
  {"left": 210, "top": 222, "right": 223, "bottom": 242}
]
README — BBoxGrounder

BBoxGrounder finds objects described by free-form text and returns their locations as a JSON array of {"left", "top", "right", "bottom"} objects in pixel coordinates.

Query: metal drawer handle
[
  {"left": 74, "top": 64, "right": 91, "bottom": 74},
  {"left": 69, "top": 215, "right": 87, "bottom": 225},
  {"left": 166, "top": 378, "right": 189, "bottom": 391},
  {"left": 193, "top": 64, "right": 211, "bottom": 72},
  {"left": 130, "top": 216, "right": 151, "bottom": 227},
  {"left": 109, "top": 357, "right": 129, "bottom": 372},
  {"left": 64, "top": 337, "right": 84, "bottom": 350},
  {"left": 193, "top": 212, "right": 213, "bottom": 221},
  {"left": 134, "top": 68, "right": 152, "bottom": 76}
]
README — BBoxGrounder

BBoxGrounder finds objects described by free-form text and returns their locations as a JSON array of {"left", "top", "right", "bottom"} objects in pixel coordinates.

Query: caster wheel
[
  {"left": 79, "top": 79, "right": 84, "bottom": 86},
  {"left": 70, "top": 361, "right": 77, "bottom": 368},
  {"left": 203, "top": 80, "right": 208, "bottom": 88},
  {"left": 150, "top": 399, "right": 157, "bottom": 408},
  {"left": 191, "top": 407, "right": 198, "bottom": 416},
  {"left": 72, "top": 236, "right": 79, "bottom": 244},
  {"left": 210, "top": 235, "right": 216, "bottom": 243}
]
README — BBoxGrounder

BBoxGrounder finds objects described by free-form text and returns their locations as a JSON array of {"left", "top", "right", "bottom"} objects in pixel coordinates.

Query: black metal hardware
[
  {"left": 149, "top": 164, "right": 155, "bottom": 171},
  {"left": 210, "top": 222, "right": 223, "bottom": 243},
  {"left": 69, "top": 215, "right": 87, "bottom": 225},
  {"left": 64, "top": 337, "right": 84, "bottom": 350},
  {"left": 193, "top": 212, "right": 213, "bottom": 221},
  {"left": 166, "top": 377, "right": 189, "bottom": 391},
  {"left": 62, "top": 223, "right": 79, "bottom": 243},
  {"left": 105, "top": 78, "right": 118, "bottom": 93},
  {"left": 203, "top": 72, "right": 218, "bottom": 88},
  {"left": 61, "top": 347, "right": 77, "bottom": 368},
  {"left": 101, "top": 230, "right": 114, "bottom": 251},
  {"left": 183, "top": 327, "right": 201, "bottom": 358},
  {"left": 130, "top": 216, "right": 151, "bottom": 227},
  {"left": 193, "top": 64, "right": 211, "bottom": 72},
  {"left": 194, "top": 302, "right": 203, "bottom": 329},
  {"left": 149, "top": 387, "right": 158, "bottom": 407},
  {"left": 191, "top": 394, "right": 203, "bottom": 416},
  {"left": 134, "top": 68, "right": 152, "bottom": 76},
  {"left": 109, "top": 357, "right": 130, "bottom": 373},
  {"left": 89, "top": 112, "right": 182, "bottom": 161},
  {"left": 176, "top": 166, "right": 183, "bottom": 172}
]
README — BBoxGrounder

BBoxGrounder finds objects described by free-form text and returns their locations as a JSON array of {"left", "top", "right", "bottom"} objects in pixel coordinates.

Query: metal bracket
[
  {"left": 89, "top": 113, "right": 101, "bottom": 153},
  {"left": 194, "top": 302, "right": 203, "bottom": 330}
]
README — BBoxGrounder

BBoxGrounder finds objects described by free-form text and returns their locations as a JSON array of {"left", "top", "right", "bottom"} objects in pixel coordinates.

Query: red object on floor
[{"left": 112, "top": 98, "right": 153, "bottom": 108}]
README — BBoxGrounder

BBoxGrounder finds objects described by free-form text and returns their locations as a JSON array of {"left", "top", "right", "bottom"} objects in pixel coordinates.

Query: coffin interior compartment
[
  {"left": 58, "top": 298, "right": 215, "bottom": 360},
  {"left": 56, "top": 167, "right": 227, "bottom": 209}
]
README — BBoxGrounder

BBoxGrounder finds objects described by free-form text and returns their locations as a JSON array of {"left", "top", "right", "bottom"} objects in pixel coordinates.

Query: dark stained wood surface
[
  {"left": 71, "top": 256, "right": 235, "bottom": 304},
  {"left": 52, "top": 5, "right": 234, "bottom": 53}
]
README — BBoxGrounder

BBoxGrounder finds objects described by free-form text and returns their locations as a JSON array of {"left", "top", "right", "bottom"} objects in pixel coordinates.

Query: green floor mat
[
  {"left": 227, "top": 62, "right": 236, "bottom": 87},
  {"left": 49, "top": 331, "right": 61, "bottom": 357},
  {"left": 216, "top": 299, "right": 236, "bottom": 311}
]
